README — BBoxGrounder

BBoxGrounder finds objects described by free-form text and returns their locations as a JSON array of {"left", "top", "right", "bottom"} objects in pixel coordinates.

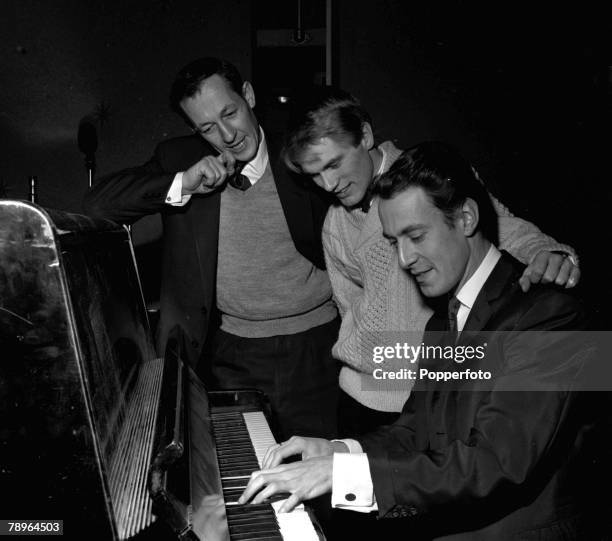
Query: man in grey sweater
[{"left": 83, "top": 58, "right": 340, "bottom": 440}]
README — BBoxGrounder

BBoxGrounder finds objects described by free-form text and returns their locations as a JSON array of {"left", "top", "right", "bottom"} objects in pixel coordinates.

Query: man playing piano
[
  {"left": 239, "top": 142, "right": 604, "bottom": 539},
  {"left": 83, "top": 57, "right": 340, "bottom": 441},
  {"left": 281, "top": 87, "right": 581, "bottom": 439}
]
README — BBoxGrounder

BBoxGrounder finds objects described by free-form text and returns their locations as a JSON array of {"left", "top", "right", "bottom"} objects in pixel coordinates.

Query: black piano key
[
  {"left": 217, "top": 448, "right": 256, "bottom": 456},
  {"left": 223, "top": 489, "right": 249, "bottom": 501},
  {"left": 216, "top": 444, "right": 255, "bottom": 452},
  {"left": 228, "top": 520, "right": 278, "bottom": 529},
  {"left": 219, "top": 468, "right": 254, "bottom": 477},
  {"left": 231, "top": 537, "right": 283, "bottom": 541},
  {"left": 219, "top": 463, "right": 260, "bottom": 472},
  {"left": 218, "top": 457, "right": 259, "bottom": 465},
  {"left": 216, "top": 440, "right": 254, "bottom": 448},
  {"left": 217, "top": 452, "right": 253, "bottom": 458},
  {"left": 225, "top": 503, "right": 274, "bottom": 516},
  {"left": 227, "top": 512, "right": 276, "bottom": 523},
  {"left": 229, "top": 523, "right": 280, "bottom": 535},
  {"left": 210, "top": 411, "right": 288, "bottom": 541},
  {"left": 230, "top": 529, "right": 282, "bottom": 541},
  {"left": 214, "top": 434, "right": 252, "bottom": 441},
  {"left": 222, "top": 478, "right": 249, "bottom": 489},
  {"left": 228, "top": 516, "right": 278, "bottom": 529},
  {"left": 218, "top": 456, "right": 259, "bottom": 465}
]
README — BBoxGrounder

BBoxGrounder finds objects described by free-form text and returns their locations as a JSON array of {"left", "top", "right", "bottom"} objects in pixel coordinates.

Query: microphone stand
[
  {"left": 85, "top": 153, "right": 95, "bottom": 189},
  {"left": 78, "top": 119, "right": 98, "bottom": 189}
]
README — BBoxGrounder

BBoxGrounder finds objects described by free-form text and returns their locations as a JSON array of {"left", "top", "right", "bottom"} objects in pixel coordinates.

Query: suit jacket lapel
[
  {"left": 462, "top": 251, "right": 523, "bottom": 334},
  {"left": 267, "top": 134, "right": 330, "bottom": 269},
  {"left": 268, "top": 136, "right": 312, "bottom": 243}
]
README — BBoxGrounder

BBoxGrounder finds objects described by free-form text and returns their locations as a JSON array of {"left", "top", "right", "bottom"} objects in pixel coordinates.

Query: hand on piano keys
[
  {"left": 239, "top": 454, "right": 334, "bottom": 513},
  {"left": 261, "top": 436, "right": 343, "bottom": 470},
  {"left": 237, "top": 436, "right": 349, "bottom": 514},
  {"left": 212, "top": 410, "right": 323, "bottom": 540}
]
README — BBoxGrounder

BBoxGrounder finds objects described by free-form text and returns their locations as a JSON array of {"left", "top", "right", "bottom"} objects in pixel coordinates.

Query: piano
[{"left": 0, "top": 200, "right": 321, "bottom": 541}]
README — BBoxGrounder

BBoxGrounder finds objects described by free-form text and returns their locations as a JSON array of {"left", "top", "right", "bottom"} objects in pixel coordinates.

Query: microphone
[{"left": 78, "top": 119, "right": 98, "bottom": 188}]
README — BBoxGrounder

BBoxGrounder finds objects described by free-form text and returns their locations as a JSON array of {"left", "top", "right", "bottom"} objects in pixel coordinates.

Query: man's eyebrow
[
  {"left": 220, "top": 104, "right": 237, "bottom": 115},
  {"left": 319, "top": 156, "right": 341, "bottom": 170},
  {"left": 197, "top": 105, "right": 237, "bottom": 127},
  {"left": 398, "top": 224, "right": 426, "bottom": 236},
  {"left": 382, "top": 225, "right": 423, "bottom": 240},
  {"left": 301, "top": 154, "right": 341, "bottom": 172}
]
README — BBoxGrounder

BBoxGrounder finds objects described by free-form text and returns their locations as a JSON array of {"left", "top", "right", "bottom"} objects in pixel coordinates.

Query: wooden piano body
[{"left": 0, "top": 201, "right": 320, "bottom": 541}]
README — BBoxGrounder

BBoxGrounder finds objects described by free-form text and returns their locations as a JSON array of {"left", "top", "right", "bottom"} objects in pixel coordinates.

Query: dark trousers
[
  {"left": 338, "top": 389, "right": 400, "bottom": 438},
  {"left": 204, "top": 317, "right": 341, "bottom": 441}
]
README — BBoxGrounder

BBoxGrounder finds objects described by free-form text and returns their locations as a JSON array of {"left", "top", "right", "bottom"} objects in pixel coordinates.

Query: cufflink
[
  {"left": 166, "top": 196, "right": 171, "bottom": 201},
  {"left": 344, "top": 493, "right": 356, "bottom": 502}
]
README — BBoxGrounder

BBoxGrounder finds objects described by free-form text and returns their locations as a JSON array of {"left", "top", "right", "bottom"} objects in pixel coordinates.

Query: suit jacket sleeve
[
  {"left": 82, "top": 136, "right": 215, "bottom": 224},
  {"left": 82, "top": 144, "right": 177, "bottom": 224},
  {"left": 358, "top": 290, "right": 594, "bottom": 519}
]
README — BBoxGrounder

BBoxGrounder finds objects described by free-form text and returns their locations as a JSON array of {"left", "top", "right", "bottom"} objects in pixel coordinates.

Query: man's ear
[
  {"left": 242, "top": 81, "right": 256, "bottom": 108},
  {"left": 460, "top": 198, "right": 480, "bottom": 236},
  {"left": 360, "top": 122, "right": 375, "bottom": 150}
]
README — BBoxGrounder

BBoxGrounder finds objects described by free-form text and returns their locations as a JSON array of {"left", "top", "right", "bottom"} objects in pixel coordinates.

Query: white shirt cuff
[
  {"left": 332, "top": 453, "right": 378, "bottom": 513},
  {"left": 332, "top": 438, "right": 363, "bottom": 454},
  {"left": 165, "top": 172, "right": 192, "bottom": 206}
]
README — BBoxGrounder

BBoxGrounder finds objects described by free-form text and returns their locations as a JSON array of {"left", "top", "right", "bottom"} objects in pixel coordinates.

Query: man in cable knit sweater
[{"left": 282, "top": 87, "right": 581, "bottom": 435}]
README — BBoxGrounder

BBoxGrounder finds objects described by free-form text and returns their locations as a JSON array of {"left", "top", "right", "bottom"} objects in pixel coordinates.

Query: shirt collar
[
  {"left": 455, "top": 245, "right": 501, "bottom": 311},
  {"left": 359, "top": 145, "right": 387, "bottom": 213},
  {"left": 240, "top": 127, "right": 269, "bottom": 185}
]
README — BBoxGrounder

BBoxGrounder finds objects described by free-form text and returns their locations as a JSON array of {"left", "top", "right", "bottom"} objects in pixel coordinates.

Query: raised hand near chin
[{"left": 182, "top": 150, "right": 237, "bottom": 195}]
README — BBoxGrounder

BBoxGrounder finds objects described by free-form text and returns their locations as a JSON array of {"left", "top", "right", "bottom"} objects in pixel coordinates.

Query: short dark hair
[
  {"left": 169, "top": 57, "right": 244, "bottom": 124},
  {"left": 375, "top": 141, "right": 499, "bottom": 243},
  {"left": 283, "top": 86, "right": 372, "bottom": 171}
]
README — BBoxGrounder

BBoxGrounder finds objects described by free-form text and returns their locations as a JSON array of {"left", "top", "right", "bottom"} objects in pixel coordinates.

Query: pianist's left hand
[{"left": 238, "top": 455, "right": 334, "bottom": 513}]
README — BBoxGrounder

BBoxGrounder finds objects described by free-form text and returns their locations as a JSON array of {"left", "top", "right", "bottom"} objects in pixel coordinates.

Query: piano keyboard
[{"left": 211, "top": 410, "right": 320, "bottom": 541}]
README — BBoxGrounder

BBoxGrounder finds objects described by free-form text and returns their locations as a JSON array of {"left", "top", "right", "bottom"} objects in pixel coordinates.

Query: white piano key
[
  {"left": 242, "top": 411, "right": 277, "bottom": 467},
  {"left": 272, "top": 500, "right": 319, "bottom": 541}
]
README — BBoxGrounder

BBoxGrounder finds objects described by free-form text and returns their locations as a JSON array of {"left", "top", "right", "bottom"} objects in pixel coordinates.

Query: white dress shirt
[
  {"left": 331, "top": 245, "right": 502, "bottom": 512},
  {"left": 165, "top": 127, "right": 269, "bottom": 206}
]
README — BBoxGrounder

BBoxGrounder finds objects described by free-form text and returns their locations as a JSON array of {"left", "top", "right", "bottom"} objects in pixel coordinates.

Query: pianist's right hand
[{"left": 262, "top": 436, "right": 349, "bottom": 470}]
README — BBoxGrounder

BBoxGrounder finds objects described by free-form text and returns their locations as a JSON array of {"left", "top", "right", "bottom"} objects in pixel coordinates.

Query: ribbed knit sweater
[{"left": 323, "top": 141, "right": 576, "bottom": 412}]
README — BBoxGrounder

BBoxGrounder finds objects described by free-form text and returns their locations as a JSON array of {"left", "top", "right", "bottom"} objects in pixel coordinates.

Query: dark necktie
[
  {"left": 358, "top": 180, "right": 376, "bottom": 212},
  {"left": 448, "top": 295, "right": 462, "bottom": 343},
  {"left": 228, "top": 163, "right": 251, "bottom": 191}
]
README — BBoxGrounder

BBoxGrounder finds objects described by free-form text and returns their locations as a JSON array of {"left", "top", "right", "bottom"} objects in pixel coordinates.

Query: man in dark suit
[
  {"left": 83, "top": 57, "right": 339, "bottom": 440},
  {"left": 239, "top": 142, "right": 604, "bottom": 539}
]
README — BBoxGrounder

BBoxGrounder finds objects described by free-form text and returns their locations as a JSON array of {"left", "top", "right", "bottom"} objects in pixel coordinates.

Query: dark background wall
[{"left": 1, "top": 0, "right": 610, "bottom": 323}]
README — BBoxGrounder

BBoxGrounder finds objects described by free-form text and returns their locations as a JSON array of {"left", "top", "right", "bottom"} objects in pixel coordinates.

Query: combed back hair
[
  {"left": 283, "top": 86, "right": 372, "bottom": 172},
  {"left": 374, "top": 141, "right": 499, "bottom": 243},
  {"left": 169, "top": 57, "right": 244, "bottom": 125}
]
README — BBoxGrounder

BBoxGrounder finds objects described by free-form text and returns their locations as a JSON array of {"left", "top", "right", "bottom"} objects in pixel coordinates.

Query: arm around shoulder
[{"left": 491, "top": 193, "right": 578, "bottom": 264}]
